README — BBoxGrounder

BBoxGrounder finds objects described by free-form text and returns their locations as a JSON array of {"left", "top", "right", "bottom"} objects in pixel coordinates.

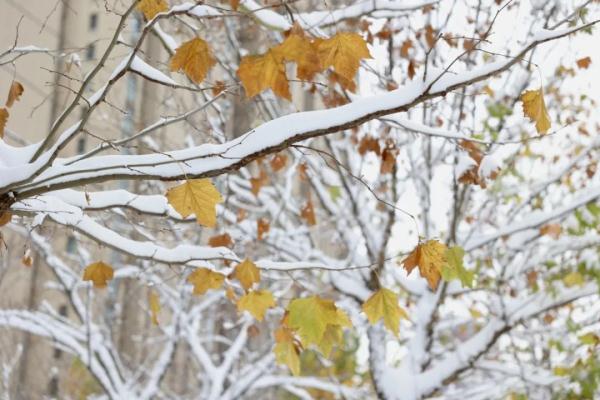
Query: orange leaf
[
  {"left": 83, "top": 261, "right": 114, "bottom": 288},
  {"left": 540, "top": 224, "right": 562, "bottom": 240},
  {"left": 5, "top": 81, "right": 24, "bottom": 108},
  {"left": 170, "top": 37, "right": 216, "bottom": 84},
  {"left": 576, "top": 56, "right": 591, "bottom": 69},
  {"left": 137, "top": 0, "right": 169, "bottom": 20},
  {"left": 257, "top": 218, "right": 270, "bottom": 240},
  {"left": 230, "top": 0, "right": 240, "bottom": 11},
  {"left": 301, "top": 199, "right": 317, "bottom": 226},
  {"left": 401, "top": 240, "right": 447, "bottom": 290},
  {"left": 316, "top": 33, "right": 371, "bottom": 82},
  {"left": 0, "top": 108, "right": 8, "bottom": 139},
  {"left": 270, "top": 153, "right": 287, "bottom": 172},
  {"left": 0, "top": 211, "right": 11, "bottom": 227},
  {"left": 237, "top": 49, "right": 290, "bottom": 99},
  {"left": 277, "top": 24, "right": 321, "bottom": 81},
  {"left": 208, "top": 233, "right": 233, "bottom": 248}
]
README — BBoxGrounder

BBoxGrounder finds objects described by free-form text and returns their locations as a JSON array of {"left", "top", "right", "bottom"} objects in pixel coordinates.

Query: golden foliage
[
  {"left": 166, "top": 179, "right": 223, "bottom": 227},
  {"left": 83, "top": 262, "right": 114, "bottom": 288},
  {"left": 170, "top": 38, "right": 216, "bottom": 83}
]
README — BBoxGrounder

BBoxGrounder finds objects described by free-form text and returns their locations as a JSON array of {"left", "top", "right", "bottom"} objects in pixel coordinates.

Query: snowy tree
[{"left": 1, "top": 0, "right": 599, "bottom": 399}]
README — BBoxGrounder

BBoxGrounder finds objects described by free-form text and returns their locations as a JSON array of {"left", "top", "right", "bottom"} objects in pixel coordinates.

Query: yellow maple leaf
[
  {"left": 187, "top": 268, "right": 225, "bottom": 295},
  {"left": 277, "top": 25, "right": 321, "bottom": 81},
  {"left": 316, "top": 32, "right": 371, "bottom": 82},
  {"left": 521, "top": 88, "right": 551, "bottom": 134},
  {"left": 0, "top": 107, "right": 8, "bottom": 139},
  {"left": 237, "top": 49, "right": 291, "bottom": 100},
  {"left": 137, "top": 0, "right": 169, "bottom": 20},
  {"left": 83, "top": 261, "right": 114, "bottom": 288},
  {"left": 274, "top": 324, "right": 301, "bottom": 375},
  {"left": 316, "top": 324, "right": 343, "bottom": 357},
  {"left": 236, "top": 290, "right": 275, "bottom": 321},
  {"left": 149, "top": 290, "right": 161, "bottom": 325},
  {"left": 402, "top": 239, "right": 448, "bottom": 290},
  {"left": 170, "top": 37, "right": 216, "bottom": 84},
  {"left": 5, "top": 81, "right": 24, "bottom": 108},
  {"left": 362, "top": 287, "right": 408, "bottom": 336},
  {"left": 232, "top": 259, "right": 261, "bottom": 291},
  {"left": 166, "top": 179, "right": 223, "bottom": 227},
  {"left": 287, "top": 296, "right": 351, "bottom": 346}
]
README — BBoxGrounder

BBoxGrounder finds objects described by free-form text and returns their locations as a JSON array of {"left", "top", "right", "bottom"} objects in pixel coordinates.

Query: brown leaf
[
  {"left": 0, "top": 211, "right": 12, "bottom": 227},
  {"left": 208, "top": 233, "right": 233, "bottom": 248},
  {"left": 170, "top": 37, "right": 216, "bottom": 84},
  {"left": 301, "top": 199, "right": 317, "bottom": 226},
  {"left": 400, "top": 39, "right": 413, "bottom": 58},
  {"left": 358, "top": 136, "right": 380, "bottom": 156},
  {"left": 407, "top": 60, "right": 416, "bottom": 79},
  {"left": 380, "top": 145, "right": 397, "bottom": 174},
  {"left": 424, "top": 25, "right": 437, "bottom": 48},
  {"left": 5, "top": 81, "right": 24, "bottom": 108},
  {"left": 250, "top": 169, "right": 269, "bottom": 196},
  {"left": 297, "top": 163, "right": 309, "bottom": 181},
  {"left": 576, "top": 56, "right": 591, "bottom": 69},
  {"left": 257, "top": 218, "right": 270, "bottom": 240},
  {"left": 540, "top": 224, "right": 561, "bottom": 240},
  {"left": 230, "top": 0, "right": 240, "bottom": 11},
  {"left": 21, "top": 250, "right": 33, "bottom": 267},
  {"left": 212, "top": 80, "right": 226, "bottom": 96},
  {"left": 270, "top": 153, "right": 287, "bottom": 172},
  {"left": 0, "top": 108, "right": 8, "bottom": 139}
]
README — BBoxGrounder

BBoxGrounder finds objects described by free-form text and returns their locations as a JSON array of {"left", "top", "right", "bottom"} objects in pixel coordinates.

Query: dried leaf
[
  {"left": 187, "top": 268, "right": 225, "bottom": 295},
  {"left": 232, "top": 259, "right": 261, "bottom": 291},
  {"left": 257, "top": 218, "right": 270, "bottom": 240},
  {"left": 400, "top": 39, "right": 413, "bottom": 58},
  {"left": 362, "top": 287, "right": 408, "bottom": 336},
  {"left": 166, "top": 179, "right": 223, "bottom": 227},
  {"left": 576, "top": 56, "right": 591, "bottom": 69},
  {"left": 208, "top": 233, "right": 233, "bottom": 248},
  {"left": 0, "top": 211, "right": 11, "bottom": 227},
  {"left": 236, "top": 290, "right": 275, "bottom": 321},
  {"left": 137, "top": 0, "right": 169, "bottom": 20},
  {"left": 0, "top": 108, "right": 8, "bottom": 139},
  {"left": 540, "top": 224, "right": 562, "bottom": 240},
  {"left": 170, "top": 37, "right": 216, "bottom": 84},
  {"left": 270, "top": 153, "right": 287, "bottom": 172},
  {"left": 83, "top": 261, "right": 114, "bottom": 288},
  {"left": 521, "top": 88, "right": 551, "bottom": 134},
  {"left": 230, "top": 0, "right": 240, "bottom": 11},
  {"left": 301, "top": 199, "right": 316, "bottom": 226},
  {"left": 21, "top": 249, "right": 33, "bottom": 267},
  {"left": 5, "top": 81, "right": 24, "bottom": 108}
]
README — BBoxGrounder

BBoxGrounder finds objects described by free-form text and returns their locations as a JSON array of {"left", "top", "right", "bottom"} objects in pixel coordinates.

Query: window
[
  {"left": 76, "top": 137, "right": 86, "bottom": 154},
  {"left": 66, "top": 236, "right": 76, "bottom": 254},
  {"left": 85, "top": 43, "right": 96, "bottom": 61},
  {"left": 89, "top": 13, "right": 98, "bottom": 31}
]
